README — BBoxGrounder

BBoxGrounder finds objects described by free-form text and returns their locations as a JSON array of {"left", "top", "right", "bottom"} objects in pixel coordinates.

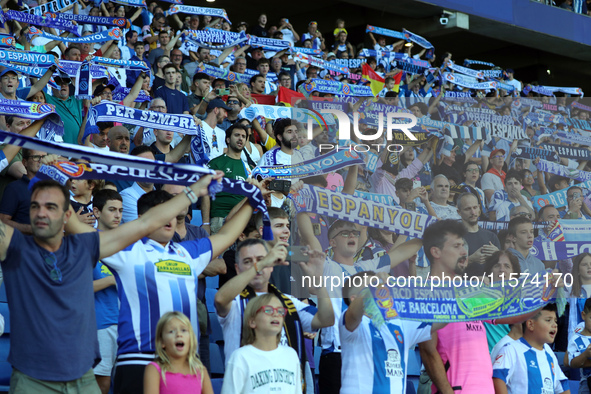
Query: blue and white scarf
[
  {"left": 0, "top": 50, "right": 57, "bottom": 69},
  {"left": 480, "top": 69, "right": 503, "bottom": 78},
  {"left": 108, "top": 0, "right": 146, "bottom": 8},
  {"left": 0, "top": 129, "right": 272, "bottom": 240},
  {"left": 291, "top": 184, "right": 437, "bottom": 239},
  {"left": 292, "top": 47, "right": 322, "bottom": 56},
  {"left": 251, "top": 149, "right": 365, "bottom": 180},
  {"left": 446, "top": 61, "right": 484, "bottom": 79},
  {"left": 473, "top": 121, "right": 528, "bottom": 140},
  {"left": 364, "top": 272, "right": 556, "bottom": 325},
  {"left": 294, "top": 52, "right": 349, "bottom": 74},
  {"left": 3, "top": 10, "right": 78, "bottom": 35},
  {"left": 513, "top": 147, "right": 559, "bottom": 162},
  {"left": 59, "top": 60, "right": 108, "bottom": 79},
  {"left": 555, "top": 131, "right": 591, "bottom": 146},
  {"left": 185, "top": 29, "right": 247, "bottom": 50},
  {"left": 112, "top": 86, "right": 151, "bottom": 103},
  {"left": 196, "top": 63, "right": 251, "bottom": 84},
  {"left": 463, "top": 59, "right": 495, "bottom": 68},
  {"left": 248, "top": 36, "right": 292, "bottom": 52},
  {"left": 238, "top": 104, "right": 336, "bottom": 127},
  {"left": 74, "top": 60, "right": 92, "bottom": 99},
  {"left": 442, "top": 72, "right": 497, "bottom": 90},
  {"left": 532, "top": 179, "right": 591, "bottom": 210},
  {"left": 531, "top": 241, "right": 591, "bottom": 261},
  {"left": 165, "top": 5, "right": 231, "bottom": 24},
  {"left": 90, "top": 56, "right": 150, "bottom": 72},
  {"left": 523, "top": 85, "right": 555, "bottom": 97},
  {"left": 42, "top": 12, "right": 130, "bottom": 29},
  {"left": 25, "top": 0, "right": 77, "bottom": 17},
  {"left": 567, "top": 118, "right": 591, "bottom": 131},
  {"left": 298, "top": 79, "right": 373, "bottom": 97},
  {"left": 189, "top": 126, "right": 210, "bottom": 166},
  {"left": 544, "top": 144, "right": 591, "bottom": 160},
  {"left": 365, "top": 25, "right": 407, "bottom": 40},
  {"left": 334, "top": 187, "right": 397, "bottom": 206},
  {"left": 28, "top": 26, "right": 122, "bottom": 43},
  {"left": 84, "top": 102, "right": 197, "bottom": 141},
  {"left": 572, "top": 101, "right": 591, "bottom": 113},
  {"left": 0, "top": 99, "right": 63, "bottom": 140},
  {"left": 402, "top": 28, "right": 433, "bottom": 49}
]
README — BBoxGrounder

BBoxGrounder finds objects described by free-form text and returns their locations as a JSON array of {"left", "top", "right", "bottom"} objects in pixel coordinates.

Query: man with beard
[
  {"left": 201, "top": 99, "right": 230, "bottom": 160},
  {"left": 457, "top": 192, "right": 500, "bottom": 269},
  {"left": 219, "top": 94, "right": 243, "bottom": 131},
  {"left": 418, "top": 220, "right": 530, "bottom": 394},
  {"left": 205, "top": 124, "right": 253, "bottom": 234},
  {"left": 258, "top": 118, "right": 304, "bottom": 207}
]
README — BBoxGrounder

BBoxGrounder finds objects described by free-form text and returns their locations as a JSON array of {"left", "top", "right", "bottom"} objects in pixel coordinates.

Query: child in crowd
[
  {"left": 144, "top": 311, "right": 213, "bottom": 394},
  {"left": 70, "top": 178, "right": 103, "bottom": 226},
  {"left": 492, "top": 303, "right": 569, "bottom": 394},
  {"left": 221, "top": 294, "right": 302, "bottom": 394},
  {"left": 568, "top": 298, "right": 591, "bottom": 394}
]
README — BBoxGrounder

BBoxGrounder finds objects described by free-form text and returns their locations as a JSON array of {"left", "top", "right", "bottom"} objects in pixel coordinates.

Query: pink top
[
  {"left": 432, "top": 321, "right": 494, "bottom": 394},
  {"left": 149, "top": 362, "right": 203, "bottom": 394},
  {"left": 371, "top": 157, "right": 424, "bottom": 199}
]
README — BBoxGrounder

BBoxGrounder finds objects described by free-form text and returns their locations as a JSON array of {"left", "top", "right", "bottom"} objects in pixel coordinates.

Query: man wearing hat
[
  {"left": 0, "top": 66, "right": 55, "bottom": 103},
  {"left": 301, "top": 21, "right": 325, "bottom": 50},
  {"left": 504, "top": 68, "right": 522, "bottom": 93},
  {"left": 45, "top": 74, "right": 84, "bottom": 144},
  {"left": 481, "top": 148, "right": 506, "bottom": 205},
  {"left": 201, "top": 98, "right": 231, "bottom": 161},
  {"left": 93, "top": 83, "right": 116, "bottom": 103}
]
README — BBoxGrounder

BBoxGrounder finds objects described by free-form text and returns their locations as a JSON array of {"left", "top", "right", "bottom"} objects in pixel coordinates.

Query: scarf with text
[
  {"left": 294, "top": 52, "right": 349, "bottom": 75},
  {"left": 531, "top": 241, "right": 591, "bottom": 260},
  {"left": 165, "top": 5, "right": 231, "bottom": 24},
  {"left": 43, "top": 12, "right": 130, "bottom": 29},
  {"left": 536, "top": 159, "right": 591, "bottom": 182},
  {"left": 28, "top": 26, "right": 122, "bottom": 43},
  {"left": 248, "top": 36, "right": 292, "bottom": 52},
  {"left": 572, "top": 101, "right": 591, "bottom": 113},
  {"left": 2, "top": 9, "right": 78, "bottom": 35},
  {"left": 196, "top": 63, "right": 251, "bottom": 84},
  {"left": 442, "top": 72, "right": 497, "bottom": 90},
  {"left": 298, "top": 79, "right": 373, "bottom": 97},
  {"left": 555, "top": 131, "right": 591, "bottom": 147},
  {"left": 365, "top": 25, "right": 407, "bottom": 40},
  {"left": 185, "top": 29, "right": 247, "bottom": 50},
  {"left": 446, "top": 61, "right": 484, "bottom": 79},
  {"left": 0, "top": 99, "right": 63, "bottom": 140},
  {"left": 25, "top": 0, "right": 77, "bottom": 17},
  {"left": 363, "top": 272, "right": 556, "bottom": 325},
  {"left": 252, "top": 149, "right": 364, "bottom": 180},
  {"left": 463, "top": 59, "right": 495, "bottom": 68},
  {"left": 74, "top": 60, "right": 92, "bottom": 99},
  {"left": 291, "top": 184, "right": 437, "bottom": 238},
  {"left": 512, "top": 146, "right": 559, "bottom": 162},
  {"left": 84, "top": 102, "right": 198, "bottom": 141},
  {"left": 532, "top": 179, "right": 591, "bottom": 210},
  {"left": 90, "top": 56, "right": 150, "bottom": 72},
  {"left": 0, "top": 49, "right": 57, "bottom": 70}
]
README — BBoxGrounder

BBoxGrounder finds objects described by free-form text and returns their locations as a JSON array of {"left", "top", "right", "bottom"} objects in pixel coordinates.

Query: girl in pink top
[{"left": 144, "top": 311, "right": 214, "bottom": 394}]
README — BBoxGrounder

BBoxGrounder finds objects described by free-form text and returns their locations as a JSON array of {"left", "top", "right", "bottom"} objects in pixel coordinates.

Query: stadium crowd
[{"left": 0, "top": 1, "right": 590, "bottom": 393}]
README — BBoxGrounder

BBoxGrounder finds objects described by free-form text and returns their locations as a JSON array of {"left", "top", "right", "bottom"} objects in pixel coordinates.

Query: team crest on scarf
[
  {"left": 394, "top": 330, "right": 403, "bottom": 344},
  {"left": 108, "top": 28, "right": 122, "bottom": 39},
  {"left": 55, "top": 161, "right": 92, "bottom": 177}
]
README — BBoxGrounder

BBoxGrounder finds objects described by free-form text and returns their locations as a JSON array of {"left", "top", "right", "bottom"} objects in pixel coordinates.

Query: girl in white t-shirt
[{"left": 221, "top": 294, "right": 302, "bottom": 394}]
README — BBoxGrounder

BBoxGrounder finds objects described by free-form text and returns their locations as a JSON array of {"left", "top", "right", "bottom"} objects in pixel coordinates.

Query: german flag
[{"left": 362, "top": 63, "right": 385, "bottom": 97}]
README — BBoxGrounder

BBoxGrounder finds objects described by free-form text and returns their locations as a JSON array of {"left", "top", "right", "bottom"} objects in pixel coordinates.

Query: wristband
[
  {"left": 202, "top": 222, "right": 210, "bottom": 225},
  {"left": 203, "top": 98, "right": 210, "bottom": 103},
  {"left": 183, "top": 187, "right": 198, "bottom": 204}
]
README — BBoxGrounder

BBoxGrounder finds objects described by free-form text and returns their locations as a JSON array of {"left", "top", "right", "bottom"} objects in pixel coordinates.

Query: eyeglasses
[
  {"left": 42, "top": 251, "right": 62, "bottom": 283},
  {"left": 151, "top": 105, "right": 166, "bottom": 110},
  {"left": 227, "top": 100, "right": 240, "bottom": 105},
  {"left": 257, "top": 305, "right": 287, "bottom": 317},
  {"left": 524, "top": 174, "right": 534, "bottom": 178},
  {"left": 235, "top": 62, "right": 246, "bottom": 66},
  {"left": 465, "top": 168, "right": 479, "bottom": 173},
  {"left": 492, "top": 155, "right": 504, "bottom": 159},
  {"left": 26, "top": 155, "right": 47, "bottom": 162},
  {"left": 333, "top": 230, "right": 361, "bottom": 239}
]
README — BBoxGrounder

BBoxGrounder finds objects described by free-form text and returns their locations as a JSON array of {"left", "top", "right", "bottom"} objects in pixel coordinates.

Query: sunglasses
[
  {"left": 257, "top": 305, "right": 287, "bottom": 317},
  {"left": 333, "top": 230, "right": 361, "bottom": 239},
  {"left": 227, "top": 100, "right": 240, "bottom": 105},
  {"left": 515, "top": 212, "right": 532, "bottom": 219},
  {"left": 42, "top": 251, "right": 62, "bottom": 283}
]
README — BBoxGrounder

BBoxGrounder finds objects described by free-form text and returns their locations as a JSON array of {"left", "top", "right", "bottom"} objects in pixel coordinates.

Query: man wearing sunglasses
[
  {"left": 45, "top": 75, "right": 84, "bottom": 145},
  {"left": 215, "top": 239, "right": 334, "bottom": 394}
]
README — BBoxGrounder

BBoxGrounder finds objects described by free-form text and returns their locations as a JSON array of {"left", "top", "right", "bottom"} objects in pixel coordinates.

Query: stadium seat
[
  {"left": 314, "top": 346, "right": 322, "bottom": 375},
  {"left": 205, "top": 288, "right": 217, "bottom": 312},
  {"left": 209, "top": 311, "right": 224, "bottom": 345},
  {"left": 570, "top": 380, "right": 580, "bottom": 394},
  {"left": 211, "top": 377, "right": 223, "bottom": 394},
  {"left": 555, "top": 351, "right": 565, "bottom": 367},
  {"left": 206, "top": 275, "right": 219, "bottom": 289},
  {"left": 209, "top": 342, "right": 225, "bottom": 377}
]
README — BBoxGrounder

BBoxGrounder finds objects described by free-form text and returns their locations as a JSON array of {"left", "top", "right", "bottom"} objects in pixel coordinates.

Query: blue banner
[
  {"left": 26, "top": 0, "right": 77, "bottom": 17},
  {"left": 0, "top": 99, "right": 63, "bottom": 140},
  {"left": 185, "top": 29, "right": 247, "bottom": 50},
  {"left": 512, "top": 146, "right": 559, "bottom": 162},
  {"left": 298, "top": 79, "right": 373, "bottom": 97},
  {"left": 365, "top": 25, "right": 407, "bottom": 40},
  {"left": 196, "top": 63, "right": 251, "bottom": 85}
]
